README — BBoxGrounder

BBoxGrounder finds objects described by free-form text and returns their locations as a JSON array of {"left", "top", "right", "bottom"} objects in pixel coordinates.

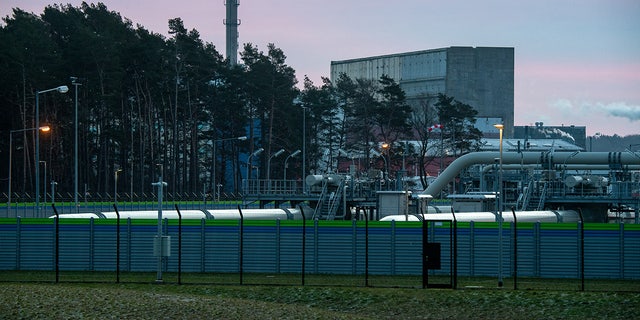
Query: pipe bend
[{"left": 424, "top": 151, "right": 640, "bottom": 197}]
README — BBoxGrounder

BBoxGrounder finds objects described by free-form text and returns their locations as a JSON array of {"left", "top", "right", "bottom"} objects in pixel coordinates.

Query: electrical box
[
  {"left": 153, "top": 235, "right": 171, "bottom": 257},
  {"left": 377, "top": 191, "right": 409, "bottom": 219},
  {"left": 425, "top": 242, "right": 441, "bottom": 270}
]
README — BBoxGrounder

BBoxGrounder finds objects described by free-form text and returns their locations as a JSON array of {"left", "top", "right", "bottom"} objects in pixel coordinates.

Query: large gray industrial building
[{"left": 330, "top": 46, "right": 515, "bottom": 136}]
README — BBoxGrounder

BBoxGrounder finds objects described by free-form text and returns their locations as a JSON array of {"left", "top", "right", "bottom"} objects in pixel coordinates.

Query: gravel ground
[
  {"left": 0, "top": 283, "right": 364, "bottom": 320},
  {"left": 2, "top": 281, "right": 639, "bottom": 319}
]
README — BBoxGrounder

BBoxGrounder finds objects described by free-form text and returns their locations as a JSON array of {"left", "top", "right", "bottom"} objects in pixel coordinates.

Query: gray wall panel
[{"left": 1, "top": 219, "right": 638, "bottom": 280}]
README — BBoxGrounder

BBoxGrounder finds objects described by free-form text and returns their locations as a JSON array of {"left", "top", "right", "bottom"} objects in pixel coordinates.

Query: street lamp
[
  {"left": 267, "top": 148, "right": 285, "bottom": 181},
  {"left": 381, "top": 142, "right": 390, "bottom": 175},
  {"left": 211, "top": 135, "right": 246, "bottom": 200},
  {"left": 246, "top": 148, "right": 264, "bottom": 181},
  {"left": 493, "top": 123, "right": 504, "bottom": 288},
  {"left": 283, "top": 150, "right": 301, "bottom": 181},
  {"left": 71, "top": 77, "right": 82, "bottom": 212},
  {"left": 8, "top": 126, "right": 50, "bottom": 217},
  {"left": 36, "top": 85, "right": 68, "bottom": 216}
]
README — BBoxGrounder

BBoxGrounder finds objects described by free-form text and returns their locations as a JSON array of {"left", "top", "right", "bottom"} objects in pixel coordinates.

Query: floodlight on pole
[
  {"left": 71, "top": 77, "right": 82, "bottom": 212},
  {"left": 283, "top": 150, "right": 301, "bottom": 181},
  {"left": 8, "top": 126, "right": 50, "bottom": 217},
  {"left": 35, "top": 85, "right": 68, "bottom": 216},
  {"left": 267, "top": 148, "right": 285, "bottom": 181},
  {"left": 246, "top": 148, "right": 264, "bottom": 180},
  {"left": 381, "top": 142, "right": 390, "bottom": 177},
  {"left": 212, "top": 135, "right": 247, "bottom": 200}
]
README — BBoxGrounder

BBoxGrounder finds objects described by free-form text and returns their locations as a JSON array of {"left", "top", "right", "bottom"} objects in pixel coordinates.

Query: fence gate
[{"left": 423, "top": 219, "right": 457, "bottom": 289}]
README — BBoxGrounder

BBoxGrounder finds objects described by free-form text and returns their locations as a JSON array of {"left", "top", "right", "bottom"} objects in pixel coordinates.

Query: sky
[{"left": 2, "top": 0, "right": 639, "bottom": 137}]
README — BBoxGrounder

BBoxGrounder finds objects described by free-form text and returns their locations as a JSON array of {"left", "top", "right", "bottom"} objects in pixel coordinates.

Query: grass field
[{"left": 1, "top": 272, "right": 638, "bottom": 319}]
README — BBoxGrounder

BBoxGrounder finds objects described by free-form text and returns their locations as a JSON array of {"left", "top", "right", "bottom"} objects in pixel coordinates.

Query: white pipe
[
  {"left": 425, "top": 152, "right": 640, "bottom": 197},
  {"left": 52, "top": 208, "right": 306, "bottom": 220},
  {"left": 482, "top": 164, "right": 640, "bottom": 173},
  {"left": 380, "top": 210, "right": 579, "bottom": 223}
]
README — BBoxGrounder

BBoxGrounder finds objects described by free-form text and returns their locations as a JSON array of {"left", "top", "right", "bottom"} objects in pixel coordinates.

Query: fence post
[
  {"left": 421, "top": 216, "right": 427, "bottom": 289},
  {"left": 578, "top": 208, "right": 584, "bottom": 292},
  {"left": 126, "top": 218, "right": 132, "bottom": 272},
  {"left": 314, "top": 219, "right": 319, "bottom": 274},
  {"left": 511, "top": 207, "right": 518, "bottom": 290},
  {"left": 237, "top": 205, "right": 244, "bottom": 285},
  {"left": 299, "top": 205, "right": 306, "bottom": 286},
  {"left": 352, "top": 219, "right": 357, "bottom": 275},
  {"left": 534, "top": 222, "right": 540, "bottom": 277},
  {"left": 391, "top": 220, "right": 396, "bottom": 275},
  {"left": 620, "top": 223, "right": 625, "bottom": 279},
  {"left": 52, "top": 204, "right": 59, "bottom": 283},
  {"left": 89, "top": 217, "right": 94, "bottom": 270},
  {"left": 470, "top": 221, "right": 475, "bottom": 276},
  {"left": 174, "top": 204, "right": 182, "bottom": 285},
  {"left": 452, "top": 211, "right": 458, "bottom": 290},
  {"left": 16, "top": 217, "right": 21, "bottom": 270},
  {"left": 113, "top": 204, "right": 120, "bottom": 283},
  {"left": 201, "top": 218, "right": 206, "bottom": 273},
  {"left": 276, "top": 219, "right": 281, "bottom": 274},
  {"left": 365, "top": 211, "right": 369, "bottom": 287}
]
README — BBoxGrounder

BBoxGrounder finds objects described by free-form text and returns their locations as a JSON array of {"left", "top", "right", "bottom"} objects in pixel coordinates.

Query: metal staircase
[
  {"left": 536, "top": 182, "right": 548, "bottom": 211},
  {"left": 521, "top": 182, "right": 549, "bottom": 211},
  {"left": 312, "top": 178, "right": 345, "bottom": 220},
  {"left": 519, "top": 180, "right": 533, "bottom": 211}
]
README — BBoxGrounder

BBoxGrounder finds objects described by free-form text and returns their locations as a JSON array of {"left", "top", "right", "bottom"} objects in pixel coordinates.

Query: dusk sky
[{"left": 3, "top": 0, "right": 639, "bottom": 136}]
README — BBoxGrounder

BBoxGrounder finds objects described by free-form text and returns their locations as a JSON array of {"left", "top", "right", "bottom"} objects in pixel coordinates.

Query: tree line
[{"left": 0, "top": 3, "right": 482, "bottom": 198}]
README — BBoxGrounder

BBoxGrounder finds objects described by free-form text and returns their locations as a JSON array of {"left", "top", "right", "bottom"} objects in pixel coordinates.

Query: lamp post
[
  {"left": 71, "top": 77, "right": 82, "bottom": 212},
  {"left": 381, "top": 142, "right": 390, "bottom": 175},
  {"left": 8, "top": 126, "right": 50, "bottom": 217},
  {"left": 50, "top": 181, "right": 57, "bottom": 205},
  {"left": 283, "top": 150, "right": 301, "bottom": 181},
  {"left": 114, "top": 166, "right": 123, "bottom": 206},
  {"left": 267, "top": 148, "right": 285, "bottom": 181},
  {"left": 152, "top": 164, "right": 167, "bottom": 283},
  {"left": 36, "top": 85, "right": 68, "bottom": 216},
  {"left": 212, "top": 135, "right": 246, "bottom": 201},
  {"left": 493, "top": 123, "right": 504, "bottom": 288},
  {"left": 246, "top": 148, "right": 264, "bottom": 181},
  {"left": 40, "top": 161, "right": 47, "bottom": 208},
  {"left": 381, "top": 142, "right": 391, "bottom": 190},
  {"left": 301, "top": 106, "right": 307, "bottom": 193}
]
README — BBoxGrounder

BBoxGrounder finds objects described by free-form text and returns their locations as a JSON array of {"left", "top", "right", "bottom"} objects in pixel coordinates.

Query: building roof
[{"left": 479, "top": 138, "right": 583, "bottom": 152}]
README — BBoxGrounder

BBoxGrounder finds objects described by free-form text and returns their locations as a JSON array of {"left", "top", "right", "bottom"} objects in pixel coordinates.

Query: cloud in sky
[
  {"left": 551, "top": 99, "right": 640, "bottom": 122},
  {"left": 596, "top": 102, "right": 640, "bottom": 121}
]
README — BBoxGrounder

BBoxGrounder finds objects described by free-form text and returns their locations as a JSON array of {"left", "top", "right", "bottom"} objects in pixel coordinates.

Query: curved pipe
[{"left": 424, "top": 152, "right": 640, "bottom": 197}]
